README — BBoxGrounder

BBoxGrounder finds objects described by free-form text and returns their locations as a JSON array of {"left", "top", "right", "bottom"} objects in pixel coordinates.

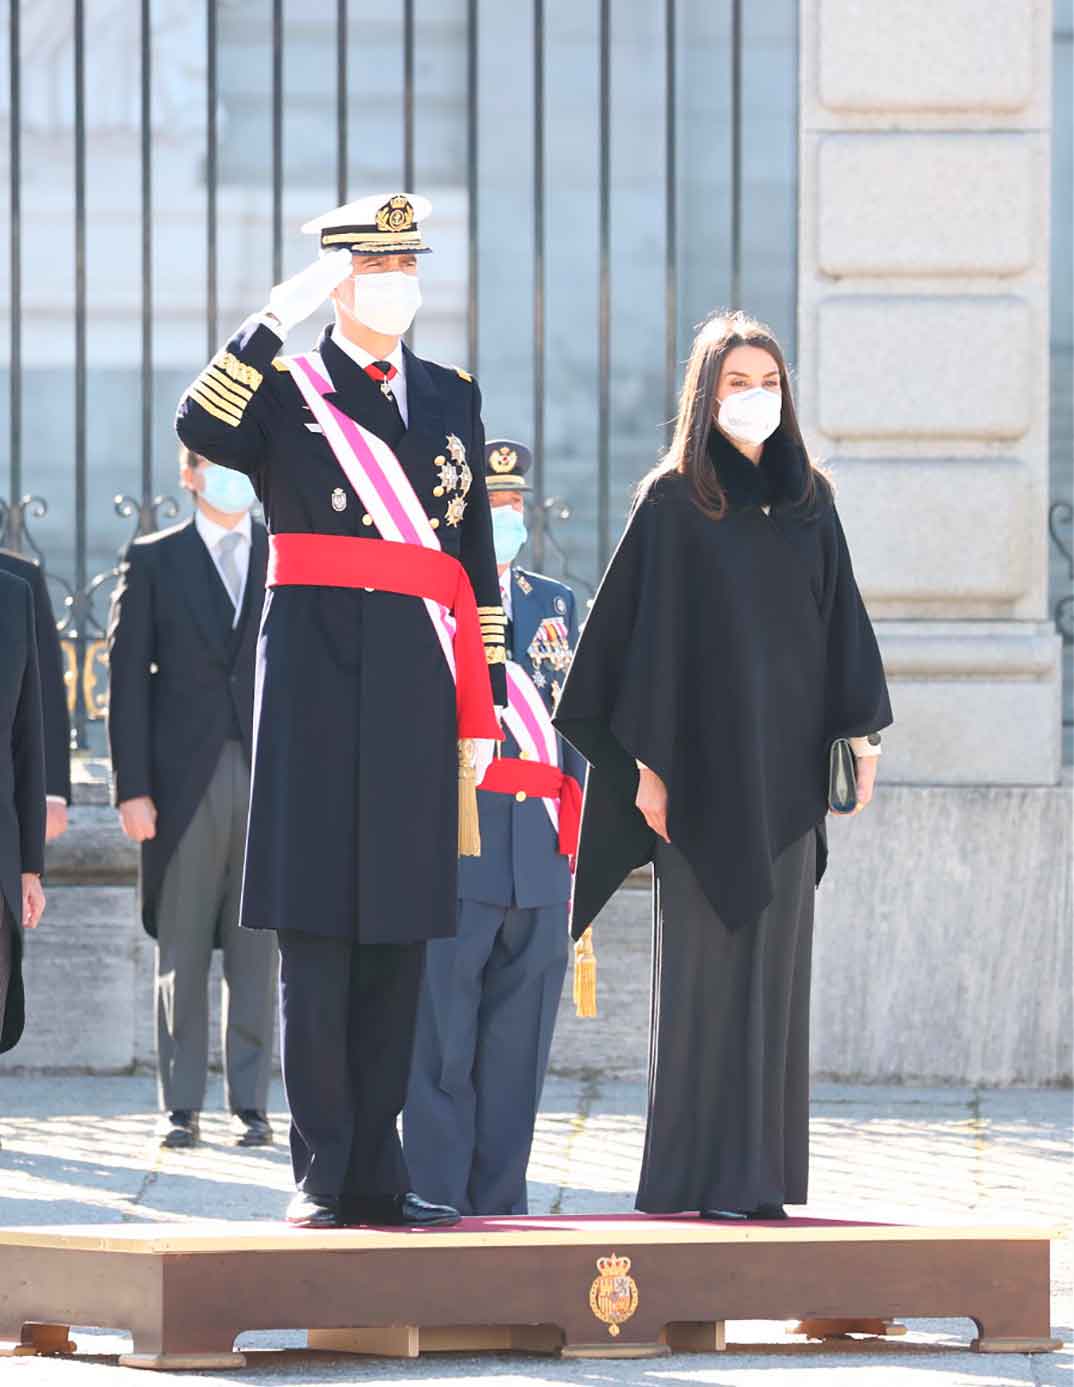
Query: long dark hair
[{"left": 640, "top": 310, "right": 827, "bottom": 521}]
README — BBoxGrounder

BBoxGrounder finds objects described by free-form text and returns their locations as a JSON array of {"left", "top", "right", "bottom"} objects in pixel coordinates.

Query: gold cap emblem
[
  {"left": 376, "top": 195, "right": 415, "bottom": 234},
  {"left": 489, "top": 446, "right": 518, "bottom": 474}
]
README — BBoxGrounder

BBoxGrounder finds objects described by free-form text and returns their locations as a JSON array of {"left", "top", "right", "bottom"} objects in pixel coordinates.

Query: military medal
[
  {"left": 331, "top": 487, "right": 347, "bottom": 512},
  {"left": 446, "top": 433, "right": 466, "bottom": 465},
  {"left": 445, "top": 496, "right": 467, "bottom": 527}
]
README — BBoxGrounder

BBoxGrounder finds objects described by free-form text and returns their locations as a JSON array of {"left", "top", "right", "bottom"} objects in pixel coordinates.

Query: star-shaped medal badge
[
  {"left": 446, "top": 434, "right": 467, "bottom": 465},
  {"left": 532, "top": 669, "right": 547, "bottom": 688},
  {"left": 437, "top": 460, "right": 460, "bottom": 492},
  {"left": 458, "top": 462, "right": 473, "bottom": 496},
  {"left": 445, "top": 496, "right": 467, "bottom": 527}
]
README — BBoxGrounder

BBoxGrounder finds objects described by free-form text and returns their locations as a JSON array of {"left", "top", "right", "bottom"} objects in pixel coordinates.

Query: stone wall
[{"left": 798, "top": 0, "right": 1062, "bottom": 787}]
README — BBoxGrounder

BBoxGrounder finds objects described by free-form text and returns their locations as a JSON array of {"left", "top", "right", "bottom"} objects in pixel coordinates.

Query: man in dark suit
[
  {"left": 175, "top": 193, "right": 506, "bottom": 1228},
  {"left": 404, "top": 440, "right": 585, "bottom": 1214},
  {"left": 107, "top": 446, "right": 275, "bottom": 1150},
  {"left": 0, "top": 551, "right": 72, "bottom": 841},
  {"left": 0, "top": 570, "right": 47, "bottom": 1065}
]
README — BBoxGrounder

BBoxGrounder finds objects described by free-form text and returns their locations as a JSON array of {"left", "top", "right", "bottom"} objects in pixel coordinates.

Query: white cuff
[
  {"left": 849, "top": 736, "right": 881, "bottom": 758},
  {"left": 46, "top": 795, "right": 67, "bottom": 806}
]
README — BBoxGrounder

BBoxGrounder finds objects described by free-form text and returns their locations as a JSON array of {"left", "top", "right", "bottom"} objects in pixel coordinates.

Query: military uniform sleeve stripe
[
  {"left": 187, "top": 385, "right": 242, "bottom": 427},
  {"left": 213, "top": 350, "right": 264, "bottom": 392},
  {"left": 202, "top": 365, "right": 253, "bottom": 408},
  {"left": 191, "top": 379, "right": 246, "bottom": 422},
  {"left": 485, "top": 646, "right": 507, "bottom": 666}
]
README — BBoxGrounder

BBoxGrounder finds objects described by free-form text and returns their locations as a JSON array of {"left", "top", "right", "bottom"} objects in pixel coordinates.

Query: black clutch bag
[{"left": 828, "top": 738, "right": 858, "bottom": 814}]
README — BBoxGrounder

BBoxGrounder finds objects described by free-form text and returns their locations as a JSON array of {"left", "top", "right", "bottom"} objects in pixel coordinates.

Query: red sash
[
  {"left": 479, "top": 756, "right": 582, "bottom": 858},
  {"left": 268, "top": 533, "right": 501, "bottom": 741}
]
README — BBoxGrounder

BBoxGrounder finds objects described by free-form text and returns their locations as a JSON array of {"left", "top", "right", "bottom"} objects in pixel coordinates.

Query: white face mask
[
  {"left": 717, "top": 386, "right": 782, "bottom": 446},
  {"left": 346, "top": 271, "right": 422, "bottom": 337}
]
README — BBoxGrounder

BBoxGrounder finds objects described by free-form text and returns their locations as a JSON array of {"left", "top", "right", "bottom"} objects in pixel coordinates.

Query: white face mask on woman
[
  {"left": 717, "top": 387, "right": 782, "bottom": 446},
  {"left": 347, "top": 271, "right": 422, "bottom": 337}
]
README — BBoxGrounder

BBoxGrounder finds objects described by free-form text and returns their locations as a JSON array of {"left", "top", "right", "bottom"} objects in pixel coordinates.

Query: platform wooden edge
[{"left": 0, "top": 1222, "right": 1061, "bottom": 1255}]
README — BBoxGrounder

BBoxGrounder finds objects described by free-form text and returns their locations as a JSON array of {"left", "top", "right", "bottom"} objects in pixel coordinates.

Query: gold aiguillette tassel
[
  {"left": 573, "top": 926, "right": 597, "bottom": 1018},
  {"left": 457, "top": 738, "right": 482, "bottom": 857}
]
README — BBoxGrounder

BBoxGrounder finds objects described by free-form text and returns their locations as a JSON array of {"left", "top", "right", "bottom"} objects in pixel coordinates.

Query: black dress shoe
[
  {"left": 286, "top": 1192, "right": 342, "bottom": 1228},
  {"left": 345, "top": 1192, "right": 461, "bottom": 1228},
  {"left": 160, "top": 1110, "right": 200, "bottom": 1149},
  {"left": 232, "top": 1110, "right": 273, "bottom": 1148},
  {"left": 748, "top": 1203, "right": 788, "bottom": 1220},
  {"left": 699, "top": 1207, "right": 749, "bottom": 1221}
]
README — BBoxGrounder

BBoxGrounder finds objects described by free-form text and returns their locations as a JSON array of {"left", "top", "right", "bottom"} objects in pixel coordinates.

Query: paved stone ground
[{"left": 0, "top": 1074, "right": 1070, "bottom": 1384}]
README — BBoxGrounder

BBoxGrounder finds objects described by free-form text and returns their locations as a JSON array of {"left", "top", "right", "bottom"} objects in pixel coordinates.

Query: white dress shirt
[
  {"left": 328, "top": 329, "right": 409, "bottom": 427},
  {"left": 195, "top": 507, "right": 252, "bottom": 627}
]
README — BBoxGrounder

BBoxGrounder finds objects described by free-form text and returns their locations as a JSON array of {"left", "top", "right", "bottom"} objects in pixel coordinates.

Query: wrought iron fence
[{"left": 9, "top": 0, "right": 781, "bottom": 750}]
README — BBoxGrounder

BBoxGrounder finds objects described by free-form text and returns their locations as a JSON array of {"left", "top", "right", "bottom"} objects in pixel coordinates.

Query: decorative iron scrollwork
[{"left": 2, "top": 489, "right": 180, "bottom": 746}]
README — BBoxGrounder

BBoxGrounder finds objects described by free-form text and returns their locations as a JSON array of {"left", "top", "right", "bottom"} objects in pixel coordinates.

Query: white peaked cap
[{"left": 301, "top": 193, "right": 433, "bottom": 254}]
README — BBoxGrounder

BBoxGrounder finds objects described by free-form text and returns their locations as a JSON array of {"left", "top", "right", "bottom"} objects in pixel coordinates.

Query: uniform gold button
[
  {"left": 519, "top": 750, "right": 531, "bottom": 760},
  {"left": 433, "top": 485, "right": 445, "bottom": 497},
  {"left": 430, "top": 518, "right": 440, "bottom": 529},
  {"left": 434, "top": 454, "right": 446, "bottom": 466},
  {"left": 362, "top": 514, "right": 374, "bottom": 526},
  {"left": 515, "top": 791, "right": 527, "bottom": 803}
]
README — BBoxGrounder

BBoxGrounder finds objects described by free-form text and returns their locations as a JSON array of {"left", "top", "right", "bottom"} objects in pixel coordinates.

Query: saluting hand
[
  {"left": 266, "top": 249, "right": 353, "bottom": 335},
  {"left": 636, "top": 765, "right": 671, "bottom": 844},
  {"left": 118, "top": 795, "right": 158, "bottom": 843},
  {"left": 21, "top": 873, "right": 45, "bottom": 931}
]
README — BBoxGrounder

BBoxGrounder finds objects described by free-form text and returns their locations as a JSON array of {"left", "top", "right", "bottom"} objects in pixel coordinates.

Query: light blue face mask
[
  {"left": 200, "top": 463, "right": 257, "bottom": 515},
  {"left": 492, "top": 506, "right": 527, "bottom": 566}
]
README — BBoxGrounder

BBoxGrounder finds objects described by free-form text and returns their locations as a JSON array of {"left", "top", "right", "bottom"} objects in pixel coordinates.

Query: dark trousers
[
  {"left": 637, "top": 831, "right": 816, "bottom": 1214},
  {"left": 277, "top": 929, "right": 425, "bottom": 1198},
  {"left": 155, "top": 741, "right": 277, "bottom": 1114},
  {"left": 404, "top": 900, "right": 568, "bottom": 1215},
  {"left": 0, "top": 901, "right": 12, "bottom": 1041}
]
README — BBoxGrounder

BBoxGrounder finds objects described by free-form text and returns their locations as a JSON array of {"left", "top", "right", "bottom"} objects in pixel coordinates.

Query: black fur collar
[{"left": 706, "top": 425, "right": 810, "bottom": 512}]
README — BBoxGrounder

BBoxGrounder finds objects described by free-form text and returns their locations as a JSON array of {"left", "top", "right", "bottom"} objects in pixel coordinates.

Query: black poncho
[{"left": 553, "top": 426, "right": 893, "bottom": 937}]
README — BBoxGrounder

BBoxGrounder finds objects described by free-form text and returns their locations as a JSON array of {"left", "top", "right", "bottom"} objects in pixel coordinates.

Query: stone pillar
[{"left": 798, "top": 0, "right": 1061, "bottom": 784}]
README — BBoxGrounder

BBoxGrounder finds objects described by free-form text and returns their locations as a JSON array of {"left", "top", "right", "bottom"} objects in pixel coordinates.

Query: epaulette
[
  {"left": 272, "top": 358, "right": 291, "bottom": 372},
  {"left": 454, "top": 366, "right": 474, "bottom": 382}
]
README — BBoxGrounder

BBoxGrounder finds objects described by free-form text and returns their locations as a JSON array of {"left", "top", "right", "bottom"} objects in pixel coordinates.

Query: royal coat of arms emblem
[{"left": 588, "top": 1253, "right": 639, "bottom": 1337}]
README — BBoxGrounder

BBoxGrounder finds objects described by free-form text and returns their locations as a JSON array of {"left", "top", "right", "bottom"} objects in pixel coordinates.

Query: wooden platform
[{"left": 0, "top": 1214, "right": 1061, "bottom": 1370}]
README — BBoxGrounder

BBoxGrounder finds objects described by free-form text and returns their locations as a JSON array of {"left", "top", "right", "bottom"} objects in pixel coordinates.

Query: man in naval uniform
[
  {"left": 175, "top": 193, "right": 506, "bottom": 1229},
  {"left": 404, "top": 440, "right": 585, "bottom": 1214}
]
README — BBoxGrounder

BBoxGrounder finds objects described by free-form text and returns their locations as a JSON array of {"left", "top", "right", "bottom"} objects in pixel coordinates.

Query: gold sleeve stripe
[
  {"left": 191, "top": 380, "right": 246, "bottom": 423},
  {"left": 187, "top": 387, "right": 241, "bottom": 428},
  {"left": 477, "top": 606, "right": 505, "bottom": 615},
  {"left": 479, "top": 616, "right": 507, "bottom": 627},
  {"left": 201, "top": 366, "right": 252, "bottom": 408},
  {"left": 485, "top": 647, "right": 507, "bottom": 666},
  {"left": 213, "top": 350, "right": 263, "bottom": 392},
  {"left": 272, "top": 358, "right": 291, "bottom": 372},
  {"left": 204, "top": 361, "right": 253, "bottom": 397}
]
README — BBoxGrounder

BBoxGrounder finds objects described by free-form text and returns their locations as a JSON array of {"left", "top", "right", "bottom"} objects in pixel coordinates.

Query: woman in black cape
[{"left": 553, "top": 312, "right": 892, "bottom": 1219}]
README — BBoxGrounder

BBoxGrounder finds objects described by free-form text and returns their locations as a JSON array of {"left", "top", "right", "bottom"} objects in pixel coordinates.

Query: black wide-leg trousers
[
  {"left": 636, "top": 830, "right": 816, "bottom": 1215},
  {"left": 277, "top": 929, "right": 425, "bottom": 1198}
]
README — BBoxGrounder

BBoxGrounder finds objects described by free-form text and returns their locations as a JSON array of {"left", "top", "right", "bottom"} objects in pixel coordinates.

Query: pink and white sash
[
  {"left": 284, "top": 349, "right": 457, "bottom": 678},
  {"left": 501, "top": 658, "right": 561, "bottom": 835}
]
